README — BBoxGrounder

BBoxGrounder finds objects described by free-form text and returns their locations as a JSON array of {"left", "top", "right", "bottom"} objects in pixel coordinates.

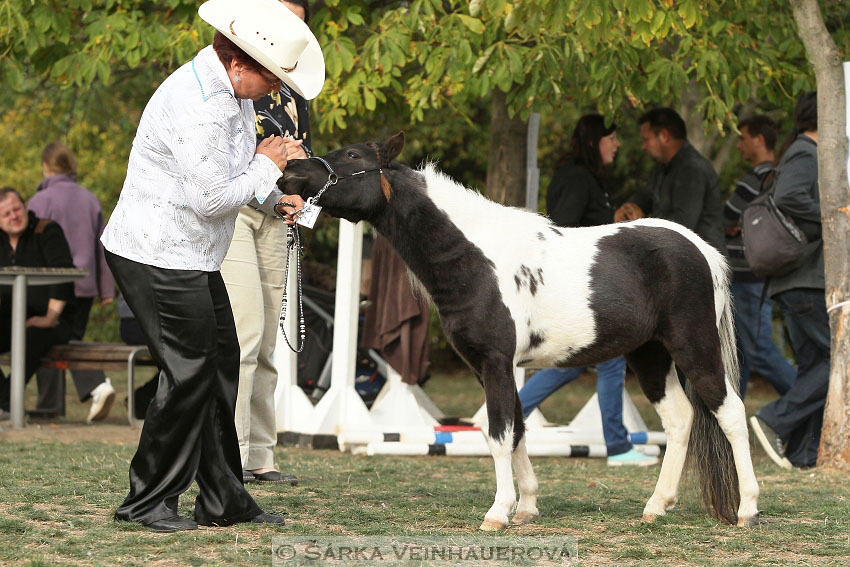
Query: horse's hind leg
[
  {"left": 670, "top": 313, "right": 759, "bottom": 526},
  {"left": 512, "top": 392, "right": 538, "bottom": 525},
  {"left": 479, "top": 356, "right": 520, "bottom": 531},
  {"left": 627, "top": 342, "right": 693, "bottom": 522},
  {"left": 710, "top": 378, "right": 760, "bottom": 526}
]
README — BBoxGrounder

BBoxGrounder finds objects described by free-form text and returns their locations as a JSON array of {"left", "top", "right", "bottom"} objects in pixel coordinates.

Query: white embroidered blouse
[{"left": 101, "top": 46, "right": 282, "bottom": 271}]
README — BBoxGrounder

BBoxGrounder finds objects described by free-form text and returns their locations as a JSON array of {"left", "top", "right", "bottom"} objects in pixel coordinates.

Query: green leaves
[
  {"left": 303, "top": 0, "right": 846, "bottom": 136},
  {"left": 1, "top": 0, "right": 201, "bottom": 92},
  {"left": 0, "top": 0, "right": 844, "bottom": 142}
]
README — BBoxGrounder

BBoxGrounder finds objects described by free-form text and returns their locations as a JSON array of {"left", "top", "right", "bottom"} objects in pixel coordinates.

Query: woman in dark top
[
  {"left": 520, "top": 115, "right": 656, "bottom": 466},
  {"left": 0, "top": 187, "right": 75, "bottom": 416},
  {"left": 545, "top": 114, "right": 619, "bottom": 227}
]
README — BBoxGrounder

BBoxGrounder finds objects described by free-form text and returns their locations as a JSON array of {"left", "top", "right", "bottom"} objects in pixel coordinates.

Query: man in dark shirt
[
  {"left": 614, "top": 107, "right": 726, "bottom": 254},
  {"left": 0, "top": 187, "right": 74, "bottom": 417},
  {"left": 723, "top": 115, "right": 795, "bottom": 398}
]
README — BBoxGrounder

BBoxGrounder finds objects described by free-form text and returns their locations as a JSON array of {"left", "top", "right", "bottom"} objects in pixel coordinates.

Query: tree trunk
[
  {"left": 485, "top": 90, "right": 527, "bottom": 206},
  {"left": 791, "top": 0, "right": 850, "bottom": 471},
  {"left": 679, "top": 80, "right": 750, "bottom": 175}
]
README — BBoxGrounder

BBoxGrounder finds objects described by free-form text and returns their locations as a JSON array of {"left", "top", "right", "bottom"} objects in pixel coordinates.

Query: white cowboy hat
[{"left": 199, "top": 0, "right": 325, "bottom": 100}]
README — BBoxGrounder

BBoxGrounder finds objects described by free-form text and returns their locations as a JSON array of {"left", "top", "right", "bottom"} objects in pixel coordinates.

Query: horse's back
[{"left": 511, "top": 220, "right": 721, "bottom": 368}]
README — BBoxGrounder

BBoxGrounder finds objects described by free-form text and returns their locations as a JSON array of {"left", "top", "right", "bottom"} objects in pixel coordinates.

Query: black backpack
[{"left": 740, "top": 188, "right": 810, "bottom": 278}]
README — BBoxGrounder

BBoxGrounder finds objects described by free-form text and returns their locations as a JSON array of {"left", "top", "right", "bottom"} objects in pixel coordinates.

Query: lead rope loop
[{"left": 279, "top": 224, "right": 305, "bottom": 352}]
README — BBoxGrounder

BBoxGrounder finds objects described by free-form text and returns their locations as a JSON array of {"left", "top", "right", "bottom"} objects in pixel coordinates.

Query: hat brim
[{"left": 199, "top": 0, "right": 325, "bottom": 100}]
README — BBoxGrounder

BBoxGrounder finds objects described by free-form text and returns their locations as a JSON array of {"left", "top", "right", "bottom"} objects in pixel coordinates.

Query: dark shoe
[
  {"left": 750, "top": 415, "right": 792, "bottom": 469},
  {"left": 251, "top": 512, "right": 285, "bottom": 525},
  {"left": 242, "top": 470, "right": 256, "bottom": 483},
  {"left": 145, "top": 516, "right": 199, "bottom": 533},
  {"left": 253, "top": 470, "right": 299, "bottom": 485}
]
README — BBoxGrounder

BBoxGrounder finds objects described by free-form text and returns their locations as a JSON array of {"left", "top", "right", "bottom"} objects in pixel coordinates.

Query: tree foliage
[
  {"left": 315, "top": 0, "right": 847, "bottom": 133},
  {"left": 1, "top": 0, "right": 848, "bottom": 341}
]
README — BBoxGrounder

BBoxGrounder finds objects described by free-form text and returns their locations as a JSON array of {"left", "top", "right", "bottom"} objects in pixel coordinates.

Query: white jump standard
[{"left": 280, "top": 133, "right": 760, "bottom": 530}]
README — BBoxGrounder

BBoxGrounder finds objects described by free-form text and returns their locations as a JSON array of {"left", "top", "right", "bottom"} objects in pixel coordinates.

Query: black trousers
[
  {"left": 0, "top": 321, "right": 72, "bottom": 411},
  {"left": 757, "top": 288, "right": 830, "bottom": 468},
  {"left": 36, "top": 296, "right": 106, "bottom": 410},
  {"left": 106, "top": 251, "right": 261, "bottom": 525}
]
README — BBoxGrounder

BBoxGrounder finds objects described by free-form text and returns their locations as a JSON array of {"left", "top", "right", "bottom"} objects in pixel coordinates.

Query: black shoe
[
  {"left": 242, "top": 470, "right": 256, "bottom": 483},
  {"left": 251, "top": 512, "right": 285, "bottom": 525},
  {"left": 144, "top": 516, "right": 199, "bottom": 533},
  {"left": 253, "top": 470, "right": 299, "bottom": 485},
  {"left": 750, "top": 415, "right": 792, "bottom": 469}
]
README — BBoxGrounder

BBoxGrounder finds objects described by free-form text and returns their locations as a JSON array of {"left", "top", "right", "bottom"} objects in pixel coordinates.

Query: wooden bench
[{"left": 1, "top": 342, "right": 155, "bottom": 427}]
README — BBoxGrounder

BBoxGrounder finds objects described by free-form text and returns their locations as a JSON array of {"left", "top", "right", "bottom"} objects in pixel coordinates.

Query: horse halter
[{"left": 306, "top": 154, "right": 385, "bottom": 206}]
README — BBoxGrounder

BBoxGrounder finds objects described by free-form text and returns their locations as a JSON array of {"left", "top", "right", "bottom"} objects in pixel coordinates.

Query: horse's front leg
[
  {"left": 479, "top": 358, "right": 519, "bottom": 531},
  {"left": 511, "top": 433, "right": 539, "bottom": 525}
]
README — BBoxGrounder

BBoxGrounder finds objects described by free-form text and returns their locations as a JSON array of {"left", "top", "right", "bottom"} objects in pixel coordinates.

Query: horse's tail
[{"left": 685, "top": 252, "right": 741, "bottom": 524}]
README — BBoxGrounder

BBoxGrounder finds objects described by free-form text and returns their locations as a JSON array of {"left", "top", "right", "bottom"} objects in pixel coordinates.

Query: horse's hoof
[
  {"left": 641, "top": 513, "right": 659, "bottom": 523},
  {"left": 737, "top": 513, "right": 760, "bottom": 527},
  {"left": 511, "top": 512, "right": 538, "bottom": 525},
  {"left": 479, "top": 518, "right": 507, "bottom": 531}
]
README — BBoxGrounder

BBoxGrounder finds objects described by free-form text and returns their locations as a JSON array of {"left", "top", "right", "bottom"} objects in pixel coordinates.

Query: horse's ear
[{"left": 383, "top": 131, "right": 405, "bottom": 164}]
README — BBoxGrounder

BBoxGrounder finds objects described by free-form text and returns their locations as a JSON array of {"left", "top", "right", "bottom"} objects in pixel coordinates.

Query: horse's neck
[{"left": 372, "top": 169, "right": 485, "bottom": 305}]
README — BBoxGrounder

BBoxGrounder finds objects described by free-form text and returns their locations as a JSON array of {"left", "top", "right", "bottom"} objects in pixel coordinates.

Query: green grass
[{"left": 1, "top": 369, "right": 848, "bottom": 566}]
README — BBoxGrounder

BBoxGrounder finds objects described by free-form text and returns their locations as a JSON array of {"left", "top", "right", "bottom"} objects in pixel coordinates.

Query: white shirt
[{"left": 101, "top": 46, "right": 282, "bottom": 271}]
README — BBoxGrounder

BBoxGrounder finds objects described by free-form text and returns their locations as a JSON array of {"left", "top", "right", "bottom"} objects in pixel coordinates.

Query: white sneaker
[
  {"left": 607, "top": 447, "right": 659, "bottom": 467},
  {"left": 87, "top": 378, "right": 115, "bottom": 423}
]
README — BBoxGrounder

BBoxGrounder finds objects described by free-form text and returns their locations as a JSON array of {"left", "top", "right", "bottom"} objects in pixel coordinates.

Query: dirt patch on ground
[{"left": 0, "top": 422, "right": 141, "bottom": 445}]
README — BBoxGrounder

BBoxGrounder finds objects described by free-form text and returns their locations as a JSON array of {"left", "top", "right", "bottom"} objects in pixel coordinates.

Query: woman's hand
[
  {"left": 256, "top": 135, "right": 288, "bottom": 171},
  {"left": 284, "top": 137, "right": 308, "bottom": 160},
  {"left": 26, "top": 299, "right": 65, "bottom": 328},
  {"left": 275, "top": 194, "right": 306, "bottom": 225}
]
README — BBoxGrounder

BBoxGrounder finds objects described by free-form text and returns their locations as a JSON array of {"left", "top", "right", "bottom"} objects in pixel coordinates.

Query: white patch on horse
[
  {"left": 481, "top": 421, "right": 517, "bottom": 530},
  {"left": 421, "top": 164, "right": 605, "bottom": 366}
]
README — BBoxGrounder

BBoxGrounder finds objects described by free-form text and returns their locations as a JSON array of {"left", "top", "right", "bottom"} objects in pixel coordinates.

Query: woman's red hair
[{"left": 212, "top": 31, "right": 265, "bottom": 73}]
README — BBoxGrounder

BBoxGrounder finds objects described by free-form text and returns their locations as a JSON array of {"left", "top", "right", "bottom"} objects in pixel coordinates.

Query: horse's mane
[{"left": 417, "top": 163, "right": 550, "bottom": 232}]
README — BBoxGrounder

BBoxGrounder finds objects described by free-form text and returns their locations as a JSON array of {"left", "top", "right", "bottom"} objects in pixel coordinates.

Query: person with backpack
[
  {"left": 749, "top": 92, "right": 829, "bottom": 470},
  {"left": 723, "top": 115, "right": 796, "bottom": 398}
]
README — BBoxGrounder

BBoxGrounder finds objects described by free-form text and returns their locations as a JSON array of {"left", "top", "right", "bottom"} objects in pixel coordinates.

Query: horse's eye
[{"left": 347, "top": 151, "right": 359, "bottom": 159}]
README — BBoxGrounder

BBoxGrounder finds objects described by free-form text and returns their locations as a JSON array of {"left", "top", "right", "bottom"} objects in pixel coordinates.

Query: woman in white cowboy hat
[{"left": 101, "top": 0, "right": 324, "bottom": 532}]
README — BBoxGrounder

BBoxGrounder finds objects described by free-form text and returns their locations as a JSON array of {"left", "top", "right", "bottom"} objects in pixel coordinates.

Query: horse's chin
[{"left": 278, "top": 173, "right": 312, "bottom": 196}]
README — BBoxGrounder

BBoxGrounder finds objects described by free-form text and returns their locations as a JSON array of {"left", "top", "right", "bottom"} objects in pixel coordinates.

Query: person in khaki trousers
[{"left": 221, "top": 0, "right": 313, "bottom": 487}]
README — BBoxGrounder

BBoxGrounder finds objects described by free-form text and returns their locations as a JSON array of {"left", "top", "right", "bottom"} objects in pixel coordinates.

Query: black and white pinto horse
[{"left": 281, "top": 132, "right": 760, "bottom": 529}]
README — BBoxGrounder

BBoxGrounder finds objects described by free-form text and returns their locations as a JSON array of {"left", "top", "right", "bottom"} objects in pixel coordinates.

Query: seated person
[{"left": 0, "top": 187, "right": 74, "bottom": 419}]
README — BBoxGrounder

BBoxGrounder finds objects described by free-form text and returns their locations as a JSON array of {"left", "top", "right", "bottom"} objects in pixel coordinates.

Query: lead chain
[{"left": 279, "top": 224, "right": 305, "bottom": 352}]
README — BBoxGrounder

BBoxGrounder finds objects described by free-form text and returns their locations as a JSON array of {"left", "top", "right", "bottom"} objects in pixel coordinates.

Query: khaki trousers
[{"left": 221, "top": 206, "right": 287, "bottom": 470}]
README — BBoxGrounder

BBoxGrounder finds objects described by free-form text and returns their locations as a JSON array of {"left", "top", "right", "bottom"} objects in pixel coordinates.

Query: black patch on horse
[{"left": 528, "top": 332, "right": 545, "bottom": 349}]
